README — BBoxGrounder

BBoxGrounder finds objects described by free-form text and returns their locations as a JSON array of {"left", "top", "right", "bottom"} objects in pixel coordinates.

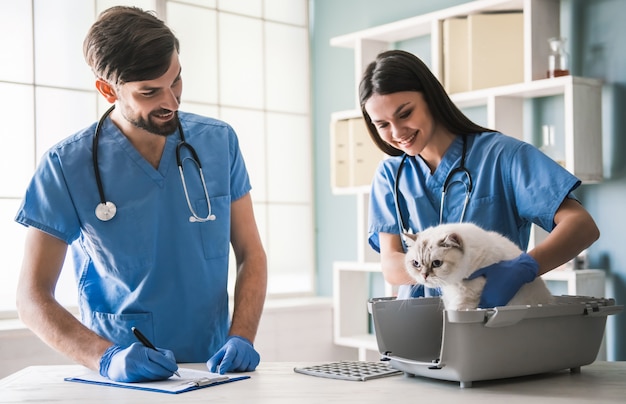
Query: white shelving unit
[
  {"left": 330, "top": 0, "right": 604, "bottom": 357},
  {"left": 332, "top": 262, "right": 391, "bottom": 360},
  {"left": 541, "top": 268, "right": 608, "bottom": 360},
  {"left": 331, "top": 0, "right": 561, "bottom": 103},
  {"left": 332, "top": 191, "right": 391, "bottom": 360},
  {"left": 449, "top": 75, "right": 603, "bottom": 182},
  {"left": 541, "top": 269, "right": 606, "bottom": 298},
  {"left": 331, "top": 75, "right": 602, "bottom": 184}
]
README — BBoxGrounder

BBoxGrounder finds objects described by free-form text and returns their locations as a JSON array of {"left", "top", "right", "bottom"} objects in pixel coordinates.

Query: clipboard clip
[{"left": 187, "top": 375, "right": 229, "bottom": 387}]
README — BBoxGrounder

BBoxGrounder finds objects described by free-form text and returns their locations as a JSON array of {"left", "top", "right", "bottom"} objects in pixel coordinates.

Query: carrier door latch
[
  {"left": 581, "top": 298, "right": 623, "bottom": 317},
  {"left": 584, "top": 302, "right": 600, "bottom": 315}
]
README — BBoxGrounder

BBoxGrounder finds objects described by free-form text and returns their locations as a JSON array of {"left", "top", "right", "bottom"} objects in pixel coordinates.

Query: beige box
[
  {"left": 331, "top": 117, "right": 383, "bottom": 189},
  {"left": 331, "top": 119, "right": 350, "bottom": 188},
  {"left": 350, "top": 118, "right": 381, "bottom": 187},
  {"left": 468, "top": 12, "right": 524, "bottom": 90},
  {"left": 442, "top": 17, "right": 469, "bottom": 94}
]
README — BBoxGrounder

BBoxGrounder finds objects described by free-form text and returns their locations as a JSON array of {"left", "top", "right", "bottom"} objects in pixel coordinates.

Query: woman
[{"left": 360, "top": 49, "right": 599, "bottom": 305}]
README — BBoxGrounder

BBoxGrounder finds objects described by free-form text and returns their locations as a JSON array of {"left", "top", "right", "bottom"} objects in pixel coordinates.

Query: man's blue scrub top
[{"left": 15, "top": 111, "right": 251, "bottom": 362}]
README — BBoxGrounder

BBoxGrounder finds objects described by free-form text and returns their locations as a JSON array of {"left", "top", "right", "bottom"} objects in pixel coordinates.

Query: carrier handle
[
  {"left": 382, "top": 353, "right": 445, "bottom": 370},
  {"left": 484, "top": 306, "right": 528, "bottom": 328}
]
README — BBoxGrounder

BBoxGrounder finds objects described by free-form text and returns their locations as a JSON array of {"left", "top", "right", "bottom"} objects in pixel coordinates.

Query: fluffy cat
[{"left": 404, "top": 222, "right": 553, "bottom": 310}]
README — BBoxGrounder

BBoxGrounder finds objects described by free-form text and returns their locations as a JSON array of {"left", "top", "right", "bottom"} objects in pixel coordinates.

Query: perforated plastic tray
[{"left": 293, "top": 361, "right": 402, "bottom": 381}]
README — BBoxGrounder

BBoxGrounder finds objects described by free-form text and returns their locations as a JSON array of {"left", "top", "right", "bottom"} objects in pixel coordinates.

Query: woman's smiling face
[{"left": 364, "top": 91, "right": 437, "bottom": 157}]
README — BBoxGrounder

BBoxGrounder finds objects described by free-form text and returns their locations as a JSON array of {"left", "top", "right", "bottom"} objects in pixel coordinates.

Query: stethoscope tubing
[
  {"left": 394, "top": 135, "right": 472, "bottom": 234},
  {"left": 93, "top": 105, "right": 116, "bottom": 208}
]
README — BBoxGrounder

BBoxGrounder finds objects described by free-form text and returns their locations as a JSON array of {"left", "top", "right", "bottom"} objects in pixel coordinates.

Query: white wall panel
[
  {"left": 176, "top": 0, "right": 216, "bottom": 8},
  {"left": 97, "top": 0, "right": 156, "bottom": 14},
  {"left": 265, "top": 23, "right": 310, "bottom": 113},
  {"left": 34, "top": 0, "right": 94, "bottom": 90},
  {"left": 0, "top": 83, "right": 35, "bottom": 198},
  {"left": 267, "top": 204, "right": 314, "bottom": 294},
  {"left": 219, "top": 13, "right": 264, "bottom": 109},
  {"left": 218, "top": 0, "right": 261, "bottom": 17},
  {"left": 220, "top": 107, "right": 267, "bottom": 201},
  {"left": 0, "top": 0, "right": 33, "bottom": 83},
  {"left": 264, "top": 0, "right": 308, "bottom": 25},
  {"left": 35, "top": 88, "right": 98, "bottom": 159},
  {"left": 0, "top": 200, "right": 26, "bottom": 311},
  {"left": 167, "top": 3, "right": 219, "bottom": 104},
  {"left": 267, "top": 113, "right": 311, "bottom": 203}
]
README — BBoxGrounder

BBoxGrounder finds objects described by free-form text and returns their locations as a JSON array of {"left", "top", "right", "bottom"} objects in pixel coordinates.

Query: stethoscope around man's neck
[
  {"left": 394, "top": 134, "right": 472, "bottom": 234},
  {"left": 92, "top": 105, "right": 216, "bottom": 223}
]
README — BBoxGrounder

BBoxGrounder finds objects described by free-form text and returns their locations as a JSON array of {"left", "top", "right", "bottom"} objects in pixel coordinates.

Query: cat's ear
[
  {"left": 442, "top": 232, "right": 463, "bottom": 251},
  {"left": 403, "top": 233, "right": 417, "bottom": 246}
]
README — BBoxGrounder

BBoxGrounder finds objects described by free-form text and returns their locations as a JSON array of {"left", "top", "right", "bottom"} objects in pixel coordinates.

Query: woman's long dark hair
[{"left": 359, "top": 50, "right": 491, "bottom": 156}]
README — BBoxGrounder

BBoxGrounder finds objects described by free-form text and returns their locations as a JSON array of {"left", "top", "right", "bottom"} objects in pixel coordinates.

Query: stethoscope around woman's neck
[
  {"left": 394, "top": 134, "right": 473, "bottom": 234},
  {"left": 92, "top": 105, "right": 216, "bottom": 223}
]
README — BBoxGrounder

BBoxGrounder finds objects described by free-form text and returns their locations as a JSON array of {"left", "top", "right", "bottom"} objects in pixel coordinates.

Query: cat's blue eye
[
  {"left": 411, "top": 260, "right": 420, "bottom": 268},
  {"left": 432, "top": 260, "right": 443, "bottom": 268}
]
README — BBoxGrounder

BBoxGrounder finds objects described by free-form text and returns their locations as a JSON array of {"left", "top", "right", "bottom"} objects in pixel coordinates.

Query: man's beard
[{"left": 126, "top": 109, "right": 179, "bottom": 137}]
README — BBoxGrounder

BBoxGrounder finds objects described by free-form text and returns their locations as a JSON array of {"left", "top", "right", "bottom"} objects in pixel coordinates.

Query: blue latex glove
[
  {"left": 99, "top": 342, "right": 179, "bottom": 382},
  {"left": 465, "top": 252, "right": 539, "bottom": 308},
  {"left": 207, "top": 336, "right": 260, "bottom": 374}
]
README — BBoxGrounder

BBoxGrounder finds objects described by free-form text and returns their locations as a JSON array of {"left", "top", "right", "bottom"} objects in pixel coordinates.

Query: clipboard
[{"left": 65, "top": 367, "right": 250, "bottom": 394}]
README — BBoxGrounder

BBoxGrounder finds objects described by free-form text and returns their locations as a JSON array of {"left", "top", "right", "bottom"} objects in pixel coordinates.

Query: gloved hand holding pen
[
  {"left": 207, "top": 335, "right": 260, "bottom": 374},
  {"left": 99, "top": 342, "right": 179, "bottom": 382}
]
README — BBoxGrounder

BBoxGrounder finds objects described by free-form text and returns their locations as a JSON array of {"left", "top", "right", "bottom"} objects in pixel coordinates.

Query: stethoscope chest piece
[{"left": 95, "top": 201, "right": 117, "bottom": 221}]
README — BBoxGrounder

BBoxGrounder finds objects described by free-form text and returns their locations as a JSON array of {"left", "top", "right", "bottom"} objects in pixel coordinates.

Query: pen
[{"left": 131, "top": 326, "right": 180, "bottom": 377}]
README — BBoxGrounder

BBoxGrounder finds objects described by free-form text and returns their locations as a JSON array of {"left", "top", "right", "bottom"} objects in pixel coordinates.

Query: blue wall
[
  {"left": 311, "top": 0, "right": 626, "bottom": 360},
  {"left": 572, "top": 0, "right": 626, "bottom": 361}
]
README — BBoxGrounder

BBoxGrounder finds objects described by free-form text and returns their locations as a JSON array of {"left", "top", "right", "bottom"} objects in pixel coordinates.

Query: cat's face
[{"left": 404, "top": 230, "right": 466, "bottom": 288}]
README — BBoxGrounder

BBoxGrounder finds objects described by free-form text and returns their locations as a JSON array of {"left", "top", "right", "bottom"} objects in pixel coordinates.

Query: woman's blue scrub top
[
  {"left": 368, "top": 132, "right": 581, "bottom": 297},
  {"left": 15, "top": 112, "right": 251, "bottom": 362}
]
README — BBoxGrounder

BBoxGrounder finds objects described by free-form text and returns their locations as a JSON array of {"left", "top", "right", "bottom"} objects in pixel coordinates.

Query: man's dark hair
[{"left": 83, "top": 6, "right": 180, "bottom": 85}]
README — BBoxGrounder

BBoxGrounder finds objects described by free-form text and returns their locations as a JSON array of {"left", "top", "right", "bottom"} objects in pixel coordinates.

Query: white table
[{"left": 1, "top": 361, "right": 625, "bottom": 403}]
